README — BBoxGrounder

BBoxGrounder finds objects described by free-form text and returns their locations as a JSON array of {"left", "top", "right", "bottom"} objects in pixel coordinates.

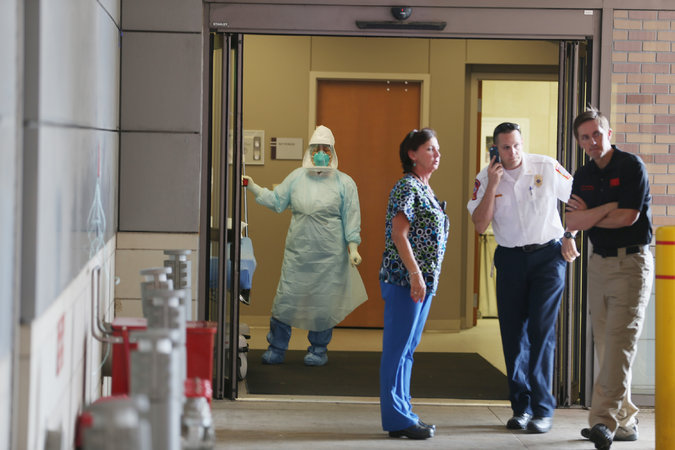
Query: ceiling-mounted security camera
[
  {"left": 391, "top": 7, "right": 412, "bottom": 20},
  {"left": 356, "top": 6, "right": 445, "bottom": 30}
]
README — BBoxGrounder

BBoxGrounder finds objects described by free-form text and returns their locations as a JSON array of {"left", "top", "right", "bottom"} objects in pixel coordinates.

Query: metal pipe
[{"left": 91, "top": 265, "right": 122, "bottom": 344}]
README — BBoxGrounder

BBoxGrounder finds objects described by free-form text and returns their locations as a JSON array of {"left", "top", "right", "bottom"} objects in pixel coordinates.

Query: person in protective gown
[{"left": 243, "top": 125, "right": 367, "bottom": 366}]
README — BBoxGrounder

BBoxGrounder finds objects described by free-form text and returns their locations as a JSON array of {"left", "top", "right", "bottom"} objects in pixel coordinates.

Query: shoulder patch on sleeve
[
  {"left": 555, "top": 163, "right": 572, "bottom": 180},
  {"left": 472, "top": 179, "right": 481, "bottom": 200}
]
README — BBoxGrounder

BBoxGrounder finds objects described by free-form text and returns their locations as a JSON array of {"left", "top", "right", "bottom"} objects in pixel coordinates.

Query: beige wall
[
  {"left": 482, "top": 80, "right": 559, "bottom": 162},
  {"left": 115, "top": 233, "right": 199, "bottom": 318},
  {"left": 241, "top": 36, "right": 559, "bottom": 330}
]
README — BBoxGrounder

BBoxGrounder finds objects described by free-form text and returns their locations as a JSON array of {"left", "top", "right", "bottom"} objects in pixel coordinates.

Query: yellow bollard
[{"left": 656, "top": 226, "right": 675, "bottom": 450}]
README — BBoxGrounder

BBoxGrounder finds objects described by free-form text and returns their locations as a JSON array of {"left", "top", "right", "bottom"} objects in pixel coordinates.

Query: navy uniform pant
[
  {"left": 379, "top": 282, "right": 433, "bottom": 431},
  {"left": 493, "top": 241, "right": 566, "bottom": 418}
]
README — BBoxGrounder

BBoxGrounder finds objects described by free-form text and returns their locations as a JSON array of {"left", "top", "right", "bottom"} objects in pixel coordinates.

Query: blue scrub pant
[
  {"left": 267, "top": 316, "right": 333, "bottom": 356},
  {"left": 493, "top": 241, "right": 566, "bottom": 418},
  {"left": 379, "top": 282, "right": 433, "bottom": 431}
]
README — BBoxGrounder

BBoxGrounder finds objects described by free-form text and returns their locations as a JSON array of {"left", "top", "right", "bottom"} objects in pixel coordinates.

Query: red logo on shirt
[
  {"left": 472, "top": 179, "right": 480, "bottom": 200},
  {"left": 581, "top": 185, "right": 594, "bottom": 191},
  {"left": 610, "top": 177, "right": 620, "bottom": 187}
]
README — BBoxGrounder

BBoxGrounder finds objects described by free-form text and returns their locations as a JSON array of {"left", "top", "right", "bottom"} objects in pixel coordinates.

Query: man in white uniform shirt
[{"left": 467, "top": 122, "right": 579, "bottom": 434}]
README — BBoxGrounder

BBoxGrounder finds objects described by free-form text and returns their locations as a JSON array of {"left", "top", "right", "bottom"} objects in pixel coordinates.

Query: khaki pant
[{"left": 587, "top": 246, "right": 653, "bottom": 433}]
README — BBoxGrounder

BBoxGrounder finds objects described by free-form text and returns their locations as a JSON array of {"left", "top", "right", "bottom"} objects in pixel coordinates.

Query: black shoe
[
  {"left": 388, "top": 424, "right": 434, "bottom": 439},
  {"left": 506, "top": 412, "right": 532, "bottom": 430},
  {"left": 527, "top": 416, "right": 553, "bottom": 433},
  {"left": 588, "top": 424, "right": 613, "bottom": 450},
  {"left": 581, "top": 428, "right": 591, "bottom": 439},
  {"left": 417, "top": 420, "right": 436, "bottom": 431}
]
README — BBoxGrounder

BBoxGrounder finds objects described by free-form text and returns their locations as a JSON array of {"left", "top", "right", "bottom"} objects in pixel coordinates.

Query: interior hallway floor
[
  {"left": 244, "top": 317, "right": 508, "bottom": 373},
  {"left": 210, "top": 319, "right": 655, "bottom": 449}
]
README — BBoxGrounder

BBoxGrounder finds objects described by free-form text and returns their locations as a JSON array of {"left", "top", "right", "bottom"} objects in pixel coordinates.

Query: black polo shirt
[{"left": 571, "top": 146, "right": 652, "bottom": 249}]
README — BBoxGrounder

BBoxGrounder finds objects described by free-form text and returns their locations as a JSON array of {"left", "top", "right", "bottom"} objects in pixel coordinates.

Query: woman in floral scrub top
[{"left": 378, "top": 128, "right": 449, "bottom": 440}]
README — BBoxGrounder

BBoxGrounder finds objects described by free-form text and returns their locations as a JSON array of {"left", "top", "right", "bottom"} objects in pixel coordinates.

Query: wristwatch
[{"left": 563, "top": 231, "right": 576, "bottom": 239}]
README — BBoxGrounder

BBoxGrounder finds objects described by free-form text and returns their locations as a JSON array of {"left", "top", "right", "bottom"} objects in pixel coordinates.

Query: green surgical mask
[{"left": 313, "top": 152, "right": 330, "bottom": 167}]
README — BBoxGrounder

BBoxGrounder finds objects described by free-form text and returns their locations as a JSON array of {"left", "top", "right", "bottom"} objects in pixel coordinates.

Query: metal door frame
[
  {"left": 199, "top": 32, "right": 244, "bottom": 399},
  {"left": 199, "top": 2, "right": 602, "bottom": 402},
  {"left": 555, "top": 40, "right": 594, "bottom": 407}
]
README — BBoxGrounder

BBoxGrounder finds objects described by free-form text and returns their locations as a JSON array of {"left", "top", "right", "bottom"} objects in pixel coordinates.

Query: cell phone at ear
[{"left": 489, "top": 145, "right": 500, "bottom": 164}]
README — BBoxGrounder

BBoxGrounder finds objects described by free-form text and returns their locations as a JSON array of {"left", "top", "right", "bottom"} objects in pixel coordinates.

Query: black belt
[
  {"left": 593, "top": 245, "right": 644, "bottom": 258},
  {"left": 515, "top": 239, "right": 557, "bottom": 253}
]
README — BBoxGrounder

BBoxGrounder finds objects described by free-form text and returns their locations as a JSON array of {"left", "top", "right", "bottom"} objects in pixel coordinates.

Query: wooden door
[{"left": 316, "top": 79, "right": 421, "bottom": 328}]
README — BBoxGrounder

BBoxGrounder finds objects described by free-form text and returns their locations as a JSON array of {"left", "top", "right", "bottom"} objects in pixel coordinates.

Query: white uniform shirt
[{"left": 467, "top": 153, "right": 573, "bottom": 248}]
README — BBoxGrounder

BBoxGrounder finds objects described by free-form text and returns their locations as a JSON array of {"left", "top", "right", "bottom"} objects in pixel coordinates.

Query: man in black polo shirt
[{"left": 565, "top": 107, "right": 653, "bottom": 450}]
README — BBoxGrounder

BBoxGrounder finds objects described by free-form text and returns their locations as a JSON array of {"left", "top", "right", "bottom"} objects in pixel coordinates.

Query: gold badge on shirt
[{"left": 534, "top": 174, "right": 543, "bottom": 187}]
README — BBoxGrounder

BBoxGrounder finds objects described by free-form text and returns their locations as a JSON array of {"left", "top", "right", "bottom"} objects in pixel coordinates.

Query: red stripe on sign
[
  {"left": 656, "top": 275, "right": 675, "bottom": 280},
  {"left": 656, "top": 241, "right": 675, "bottom": 245}
]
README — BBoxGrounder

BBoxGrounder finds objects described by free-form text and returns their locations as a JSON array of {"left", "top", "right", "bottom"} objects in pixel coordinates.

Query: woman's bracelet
[{"left": 409, "top": 271, "right": 421, "bottom": 276}]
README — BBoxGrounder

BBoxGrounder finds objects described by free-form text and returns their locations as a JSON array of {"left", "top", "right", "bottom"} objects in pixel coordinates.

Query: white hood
[{"left": 302, "top": 125, "right": 339, "bottom": 172}]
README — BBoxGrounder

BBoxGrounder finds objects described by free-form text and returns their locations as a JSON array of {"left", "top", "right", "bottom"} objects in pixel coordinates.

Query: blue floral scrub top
[{"left": 379, "top": 174, "right": 450, "bottom": 295}]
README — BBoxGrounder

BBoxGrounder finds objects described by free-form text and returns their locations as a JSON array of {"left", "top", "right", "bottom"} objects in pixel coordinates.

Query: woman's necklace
[
  {"left": 410, "top": 172, "right": 429, "bottom": 187},
  {"left": 410, "top": 172, "right": 443, "bottom": 211}
]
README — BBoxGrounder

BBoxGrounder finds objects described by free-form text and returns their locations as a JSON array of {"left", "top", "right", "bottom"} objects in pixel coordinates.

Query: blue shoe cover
[
  {"left": 261, "top": 348, "right": 285, "bottom": 364},
  {"left": 303, "top": 352, "right": 327, "bottom": 366}
]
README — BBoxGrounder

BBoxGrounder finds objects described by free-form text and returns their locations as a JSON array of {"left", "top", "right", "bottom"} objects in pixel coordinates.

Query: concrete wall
[
  {"left": 18, "top": 240, "right": 117, "bottom": 449},
  {"left": 116, "top": 0, "right": 203, "bottom": 323},
  {"left": 16, "top": 0, "right": 121, "bottom": 448},
  {"left": 0, "top": 0, "right": 22, "bottom": 448},
  {"left": 118, "top": 0, "right": 203, "bottom": 232}
]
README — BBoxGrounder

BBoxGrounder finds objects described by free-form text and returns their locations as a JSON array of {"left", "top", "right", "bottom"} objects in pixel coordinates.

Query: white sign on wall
[{"left": 270, "top": 137, "right": 304, "bottom": 160}]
